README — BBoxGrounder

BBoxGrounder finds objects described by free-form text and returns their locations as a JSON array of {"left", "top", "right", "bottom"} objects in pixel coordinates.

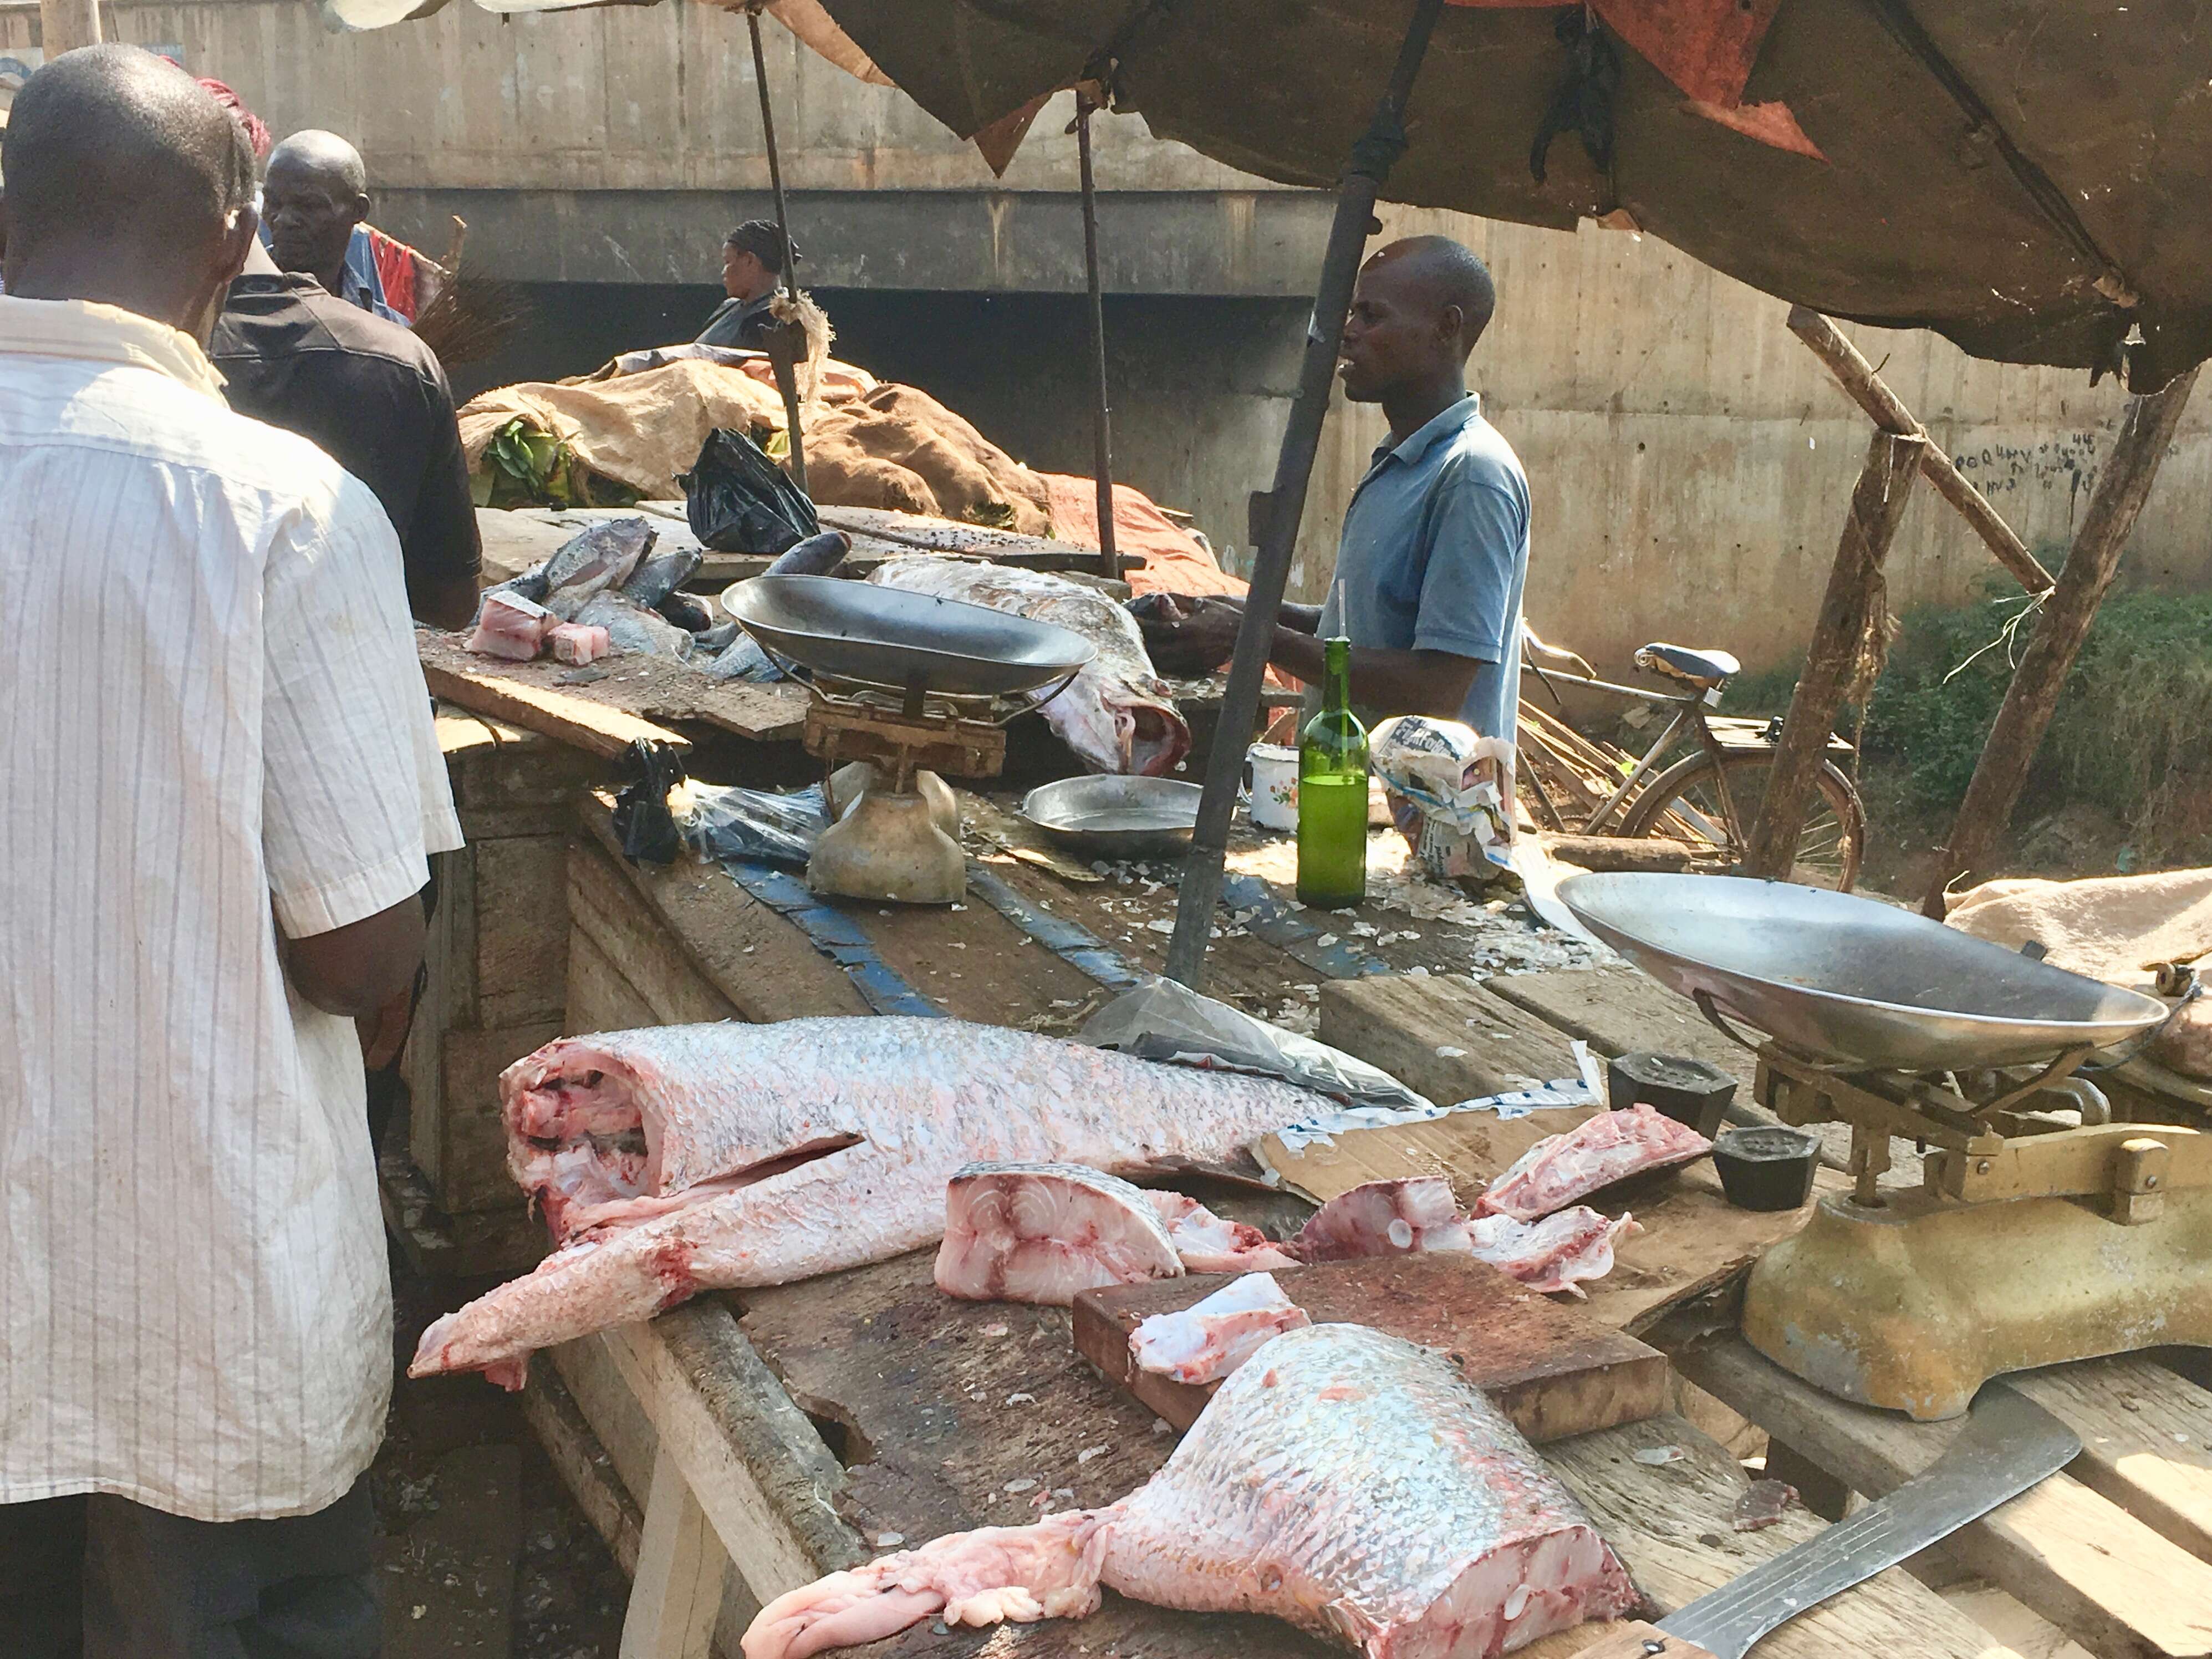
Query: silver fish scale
[{"left": 1103, "top": 1324, "right": 1623, "bottom": 1646}]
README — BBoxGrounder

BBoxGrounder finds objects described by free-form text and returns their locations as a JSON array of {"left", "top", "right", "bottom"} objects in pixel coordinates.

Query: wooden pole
[
  {"left": 1917, "top": 366, "right": 2200, "bottom": 917},
  {"left": 1075, "top": 88, "right": 1119, "bottom": 581},
  {"left": 1788, "top": 307, "right": 2053, "bottom": 594},
  {"left": 1745, "top": 428, "right": 1924, "bottom": 879},
  {"left": 1163, "top": 0, "right": 1446, "bottom": 990},
  {"left": 746, "top": 2, "right": 809, "bottom": 496},
  {"left": 40, "top": 0, "right": 101, "bottom": 54}
]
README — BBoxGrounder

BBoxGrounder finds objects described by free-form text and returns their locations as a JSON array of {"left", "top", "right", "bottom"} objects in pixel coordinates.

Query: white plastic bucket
[{"left": 1245, "top": 743, "right": 1299, "bottom": 831}]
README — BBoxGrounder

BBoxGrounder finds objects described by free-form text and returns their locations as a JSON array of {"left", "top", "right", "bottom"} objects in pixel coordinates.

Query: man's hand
[
  {"left": 1130, "top": 592, "right": 1247, "bottom": 678},
  {"left": 284, "top": 894, "right": 427, "bottom": 1019}
]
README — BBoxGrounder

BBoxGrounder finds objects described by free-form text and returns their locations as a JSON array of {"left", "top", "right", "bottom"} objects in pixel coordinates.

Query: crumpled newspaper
[{"left": 1371, "top": 715, "right": 1517, "bottom": 881}]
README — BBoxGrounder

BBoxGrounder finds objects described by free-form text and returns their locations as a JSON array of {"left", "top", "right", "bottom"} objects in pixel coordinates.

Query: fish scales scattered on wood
[
  {"left": 409, "top": 1018, "right": 1324, "bottom": 1385},
  {"left": 867, "top": 556, "right": 1190, "bottom": 776},
  {"left": 742, "top": 1323, "right": 1640, "bottom": 1659}
]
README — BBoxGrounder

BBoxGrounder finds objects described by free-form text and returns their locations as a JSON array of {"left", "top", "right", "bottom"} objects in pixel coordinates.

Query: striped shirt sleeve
[{"left": 262, "top": 475, "right": 456, "bottom": 937}]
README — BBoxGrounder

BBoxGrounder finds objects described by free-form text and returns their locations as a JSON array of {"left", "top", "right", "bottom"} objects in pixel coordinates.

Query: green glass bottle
[{"left": 1297, "top": 636, "right": 1369, "bottom": 909}]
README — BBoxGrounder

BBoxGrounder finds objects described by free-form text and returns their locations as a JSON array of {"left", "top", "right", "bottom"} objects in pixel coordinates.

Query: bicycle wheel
[{"left": 1619, "top": 750, "right": 1866, "bottom": 892}]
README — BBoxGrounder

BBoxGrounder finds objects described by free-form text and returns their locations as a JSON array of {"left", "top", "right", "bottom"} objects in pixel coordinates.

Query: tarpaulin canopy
[{"left": 801, "top": 0, "right": 2212, "bottom": 391}]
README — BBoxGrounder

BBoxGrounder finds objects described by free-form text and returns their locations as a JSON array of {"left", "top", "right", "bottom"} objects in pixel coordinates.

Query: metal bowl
[
  {"left": 1020, "top": 775, "right": 1202, "bottom": 859},
  {"left": 1558, "top": 872, "right": 2169, "bottom": 1072},
  {"left": 721, "top": 574, "right": 1094, "bottom": 698}
]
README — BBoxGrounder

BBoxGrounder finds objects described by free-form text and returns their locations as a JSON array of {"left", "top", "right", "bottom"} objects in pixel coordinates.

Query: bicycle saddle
[{"left": 1635, "top": 642, "right": 1741, "bottom": 687}]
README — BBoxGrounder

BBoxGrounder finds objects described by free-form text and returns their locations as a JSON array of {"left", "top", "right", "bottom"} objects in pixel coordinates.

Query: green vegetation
[{"left": 1723, "top": 579, "right": 2212, "bottom": 859}]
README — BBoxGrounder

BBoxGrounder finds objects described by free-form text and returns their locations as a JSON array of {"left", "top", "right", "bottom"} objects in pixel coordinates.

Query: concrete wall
[{"left": 11, "top": 0, "right": 2209, "bottom": 682}]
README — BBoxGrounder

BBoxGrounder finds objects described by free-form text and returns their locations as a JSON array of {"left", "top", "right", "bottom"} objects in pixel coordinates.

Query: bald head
[
  {"left": 263, "top": 129, "right": 371, "bottom": 293},
  {"left": 1338, "top": 236, "right": 1498, "bottom": 420},
  {"left": 1, "top": 45, "right": 256, "bottom": 330}
]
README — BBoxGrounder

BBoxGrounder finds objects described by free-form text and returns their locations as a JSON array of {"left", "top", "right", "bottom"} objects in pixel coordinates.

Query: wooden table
[
  {"left": 492, "top": 805, "right": 2046, "bottom": 1659},
  {"left": 1666, "top": 1331, "right": 2212, "bottom": 1659}
]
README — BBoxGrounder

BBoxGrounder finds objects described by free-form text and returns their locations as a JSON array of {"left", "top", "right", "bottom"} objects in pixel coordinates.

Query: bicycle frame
[{"left": 1521, "top": 665, "right": 1730, "bottom": 835}]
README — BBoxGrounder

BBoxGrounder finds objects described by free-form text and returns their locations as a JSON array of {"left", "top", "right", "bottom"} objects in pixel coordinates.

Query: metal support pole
[
  {"left": 39, "top": 0, "right": 101, "bottom": 55},
  {"left": 1076, "top": 89, "right": 1119, "bottom": 580},
  {"left": 1163, "top": 0, "right": 1445, "bottom": 990},
  {"left": 747, "top": 2, "right": 810, "bottom": 496}
]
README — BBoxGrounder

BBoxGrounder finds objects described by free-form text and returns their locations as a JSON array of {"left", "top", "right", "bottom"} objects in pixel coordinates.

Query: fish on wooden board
[
  {"left": 620, "top": 544, "right": 702, "bottom": 610},
  {"left": 1468, "top": 1208, "right": 1639, "bottom": 1298},
  {"left": 1144, "top": 1188, "right": 1300, "bottom": 1273},
  {"left": 1290, "top": 1176, "right": 1475, "bottom": 1262},
  {"left": 867, "top": 557, "right": 1191, "bottom": 776},
  {"left": 742, "top": 1323, "right": 1639, "bottom": 1659},
  {"left": 1127, "top": 1271, "right": 1309, "bottom": 1385},
  {"left": 408, "top": 1019, "right": 1323, "bottom": 1386},
  {"left": 476, "top": 516, "right": 657, "bottom": 624},
  {"left": 705, "top": 530, "right": 856, "bottom": 680},
  {"left": 936, "top": 1163, "right": 1186, "bottom": 1306},
  {"left": 466, "top": 591, "right": 553, "bottom": 660},
  {"left": 1480, "top": 1104, "right": 1710, "bottom": 1223},
  {"left": 570, "top": 592, "right": 694, "bottom": 660}
]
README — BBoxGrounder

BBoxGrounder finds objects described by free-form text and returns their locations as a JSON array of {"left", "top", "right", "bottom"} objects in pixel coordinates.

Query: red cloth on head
[{"left": 196, "top": 77, "right": 271, "bottom": 160}]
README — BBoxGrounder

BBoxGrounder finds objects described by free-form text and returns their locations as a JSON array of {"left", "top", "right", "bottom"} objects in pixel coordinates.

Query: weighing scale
[
  {"left": 1562, "top": 872, "right": 2209, "bottom": 1421},
  {"left": 722, "top": 575, "right": 1095, "bottom": 905}
]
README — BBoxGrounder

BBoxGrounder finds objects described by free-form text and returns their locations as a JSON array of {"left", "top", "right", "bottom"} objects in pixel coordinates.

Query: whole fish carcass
[
  {"left": 539, "top": 517, "right": 658, "bottom": 618},
  {"left": 743, "top": 1324, "right": 1640, "bottom": 1659},
  {"left": 571, "top": 592, "right": 695, "bottom": 660},
  {"left": 868, "top": 557, "right": 1191, "bottom": 777},
  {"left": 409, "top": 1019, "right": 1322, "bottom": 1385}
]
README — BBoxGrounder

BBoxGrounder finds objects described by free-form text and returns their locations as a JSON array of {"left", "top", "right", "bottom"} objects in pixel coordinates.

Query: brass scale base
[
  {"left": 801, "top": 690, "right": 1007, "bottom": 906},
  {"left": 1743, "top": 1045, "right": 2212, "bottom": 1419}
]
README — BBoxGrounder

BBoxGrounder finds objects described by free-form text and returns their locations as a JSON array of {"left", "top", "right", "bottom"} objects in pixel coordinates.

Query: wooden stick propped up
[{"left": 1788, "top": 307, "right": 2054, "bottom": 594}]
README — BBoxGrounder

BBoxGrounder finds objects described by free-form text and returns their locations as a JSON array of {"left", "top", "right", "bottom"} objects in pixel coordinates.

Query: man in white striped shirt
[{"left": 0, "top": 47, "right": 462, "bottom": 1657}]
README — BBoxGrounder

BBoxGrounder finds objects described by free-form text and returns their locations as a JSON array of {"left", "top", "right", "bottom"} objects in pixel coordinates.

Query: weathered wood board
[
  {"left": 420, "top": 629, "right": 807, "bottom": 752},
  {"left": 1073, "top": 1253, "right": 1668, "bottom": 1441}
]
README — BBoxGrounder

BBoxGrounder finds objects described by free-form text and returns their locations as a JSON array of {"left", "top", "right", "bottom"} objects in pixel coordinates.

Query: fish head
[
  {"left": 544, "top": 518, "right": 657, "bottom": 599},
  {"left": 1045, "top": 669, "right": 1193, "bottom": 776}
]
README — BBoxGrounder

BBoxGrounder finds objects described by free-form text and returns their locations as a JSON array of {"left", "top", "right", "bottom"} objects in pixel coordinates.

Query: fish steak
[
  {"left": 743, "top": 1324, "right": 1639, "bottom": 1659},
  {"left": 410, "top": 1019, "right": 1322, "bottom": 1385},
  {"left": 867, "top": 557, "right": 1190, "bottom": 776},
  {"left": 1480, "top": 1104, "right": 1710, "bottom": 1223},
  {"left": 936, "top": 1163, "right": 1185, "bottom": 1305},
  {"left": 1128, "top": 1271, "right": 1310, "bottom": 1384}
]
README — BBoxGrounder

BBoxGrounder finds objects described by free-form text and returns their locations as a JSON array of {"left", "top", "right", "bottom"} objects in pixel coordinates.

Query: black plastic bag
[
  {"left": 680, "top": 428, "right": 818, "bottom": 554},
  {"left": 609, "top": 739, "right": 687, "bottom": 867},
  {"left": 679, "top": 783, "right": 826, "bottom": 868}
]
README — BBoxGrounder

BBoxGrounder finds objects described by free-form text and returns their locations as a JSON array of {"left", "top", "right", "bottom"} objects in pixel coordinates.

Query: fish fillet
[
  {"left": 868, "top": 557, "right": 1190, "bottom": 776},
  {"left": 409, "top": 1019, "right": 1321, "bottom": 1383},
  {"left": 936, "top": 1163, "right": 1184, "bottom": 1305},
  {"left": 1468, "top": 1208, "right": 1640, "bottom": 1297},
  {"left": 1144, "top": 1189, "right": 1301, "bottom": 1273},
  {"left": 1480, "top": 1105, "right": 1711, "bottom": 1223},
  {"left": 1290, "top": 1176, "right": 1476, "bottom": 1262},
  {"left": 1128, "top": 1271, "right": 1310, "bottom": 1384},
  {"left": 743, "top": 1324, "right": 1639, "bottom": 1659}
]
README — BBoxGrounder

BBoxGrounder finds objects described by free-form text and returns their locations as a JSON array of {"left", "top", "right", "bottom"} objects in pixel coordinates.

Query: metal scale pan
[
  {"left": 1558, "top": 872, "right": 2168, "bottom": 1072},
  {"left": 721, "top": 574, "right": 1094, "bottom": 701}
]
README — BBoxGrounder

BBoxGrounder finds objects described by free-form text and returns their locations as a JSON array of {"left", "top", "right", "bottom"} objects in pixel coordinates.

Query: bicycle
[{"left": 1515, "top": 630, "right": 1868, "bottom": 892}]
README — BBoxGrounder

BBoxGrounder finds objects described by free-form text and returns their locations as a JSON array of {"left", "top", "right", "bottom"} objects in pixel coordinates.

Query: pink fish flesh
[
  {"left": 742, "top": 1324, "right": 1639, "bottom": 1659},
  {"left": 1290, "top": 1176, "right": 1476, "bottom": 1262},
  {"left": 466, "top": 591, "right": 553, "bottom": 660},
  {"left": 936, "top": 1163, "right": 1184, "bottom": 1305},
  {"left": 1128, "top": 1271, "right": 1310, "bottom": 1384},
  {"left": 1480, "top": 1105, "right": 1711, "bottom": 1223},
  {"left": 1467, "top": 1208, "right": 1640, "bottom": 1297},
  {"left": 1144, "top": 1189, "right": 1301, "bottom": 1273},
  {"left": 409, "top": 1019, "right": 1321, "bottom": 1385},
  {"left": 547, "top": 622, "right": 611, "bottom": 665},
  {"left": 868, "top": 557, "right": 1190, "bottom": 776}
]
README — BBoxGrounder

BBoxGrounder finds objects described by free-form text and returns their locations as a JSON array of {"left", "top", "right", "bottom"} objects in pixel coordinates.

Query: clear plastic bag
[
  {"left": 1080, "top": 975, "right": 1429, "bottom": 1111},
  {"left": 677, "top": 782, "right": 827, "bottom": 868}
]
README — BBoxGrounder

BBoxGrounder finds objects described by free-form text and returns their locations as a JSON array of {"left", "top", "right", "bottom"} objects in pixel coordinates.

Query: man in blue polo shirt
[{"left": 1140, "top": 235, "right": 1528, "bottom": 741}]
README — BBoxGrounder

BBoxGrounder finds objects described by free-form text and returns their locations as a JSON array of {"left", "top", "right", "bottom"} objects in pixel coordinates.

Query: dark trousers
[{"left": 0, "top": 1478, "right": 379, "bottom": 1659}]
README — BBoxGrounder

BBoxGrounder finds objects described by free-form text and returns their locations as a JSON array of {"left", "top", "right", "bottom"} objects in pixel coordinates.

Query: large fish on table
[
  {"left": 742, "top": 1323, "right": 1640, "bottom": 1659},
  {"left": 408, "top": 1018, "right": 1319, "bottom": 1387},
  {"left": 867, "top": 557, "right": 1191, "bottom": 777}
]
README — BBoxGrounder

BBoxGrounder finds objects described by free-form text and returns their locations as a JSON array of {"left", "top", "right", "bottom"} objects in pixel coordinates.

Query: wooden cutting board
[{"left": 1072, "top": 1253, "right": 1669, "bottom": 1442}]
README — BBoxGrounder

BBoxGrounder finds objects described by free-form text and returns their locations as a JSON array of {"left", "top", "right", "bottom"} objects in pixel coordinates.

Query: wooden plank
[
  {"left": 421, "top": 647, "right": 696, "bottom": 759},
  {"left": 523, "top": 1361, "right": 646, "bottom": 1576},
  {"left": 570, "top": 840, "right": 746, "bottom": 1027},
  {"left": 621, "top": 1448, "right": 723, "bottom": 1659},
  {"left": 604, "top": 1307, "right": 863, "bottom": 1605},
  {"left": 569, "top": 925, "right": 666, "bottom": 1034},
  {"left": 1319, "top": 971, "right": 1584, "bottom": 1100},
  {"left": 1674, "top": 1334, "right": 2212, "bottom": 1658},
  {"left": 1073, "top": 1253, "right": 1668, "bottom": 1441},
  {"left": 579, "top": 803, "right": 870, "bottom": 1024},
  {"left": 2006, "top": 1358, "right": 2212, "bottom": 1566},
  {"left": 1941, "top": 1581, "right": 2097, "bottom": 1659},
  {"left": 421, "top": 1021, "right": 563, "bottom": 1215},
  {"left": 475, "top": 834, "right": 573, "bottom": 1026},
  {"left": 841, "top": 883, "right": 1100, "bottom": 1025},
  {"left": 1484, "top": 966, "right": 1752, "bottom": 1088}
]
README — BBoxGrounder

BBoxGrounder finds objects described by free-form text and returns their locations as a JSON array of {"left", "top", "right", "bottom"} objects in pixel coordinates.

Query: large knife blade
[{"left": 1576, "top": 1381, "right": 2078, "bottom": 1659}]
